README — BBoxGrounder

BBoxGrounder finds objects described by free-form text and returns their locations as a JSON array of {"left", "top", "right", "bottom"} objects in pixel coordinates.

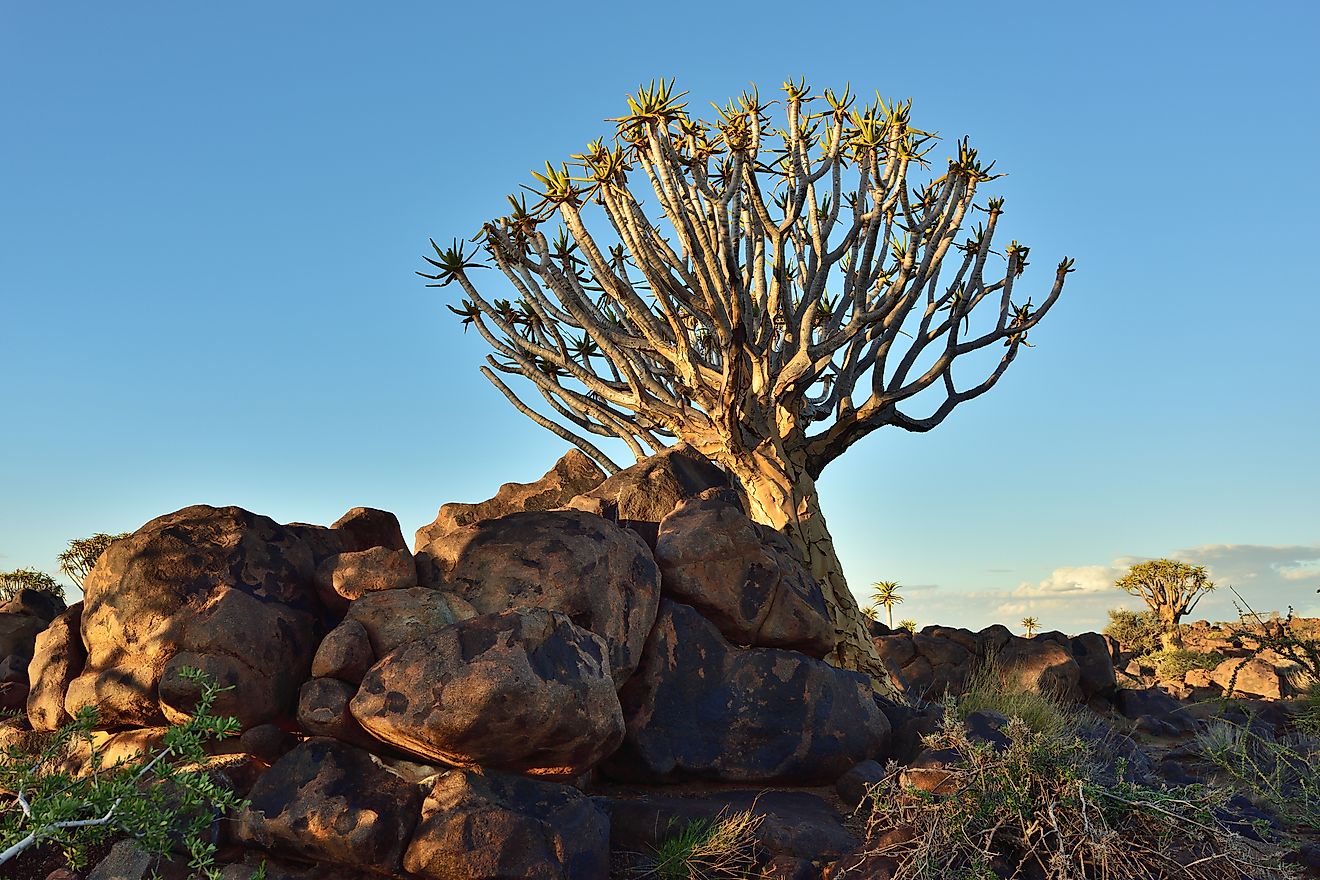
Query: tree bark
[{"left": 721, "top": 446, "right": 896, "bottom": 696}]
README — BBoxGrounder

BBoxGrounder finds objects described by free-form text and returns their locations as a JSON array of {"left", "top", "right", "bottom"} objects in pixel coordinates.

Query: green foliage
[
  {"left": 1114, "top": 560, "right": 1215, "bottom": 644},
  {"left": 858, "top": 714, "right": 1293, "bottom": 879},
  {"left": 1145, "top": 649, "right": 1225, "bottom": 680},
  {"left": 57, "top": 532, "right": 129, "bottom": 590},
  {"left": 0, "top": 668, "right": 244, "bottom": 875},
  {"left": 1300, "top": 680, "right": 1320, "bottom": 738},
  {"left": 0, "top": 568, "right": 66, "bottom": 604},
  {"left": 641, "top": 808, "right": 763, "bottom": 879},
  {"left": 898, "top": 619, "right": 918, "bottom": 633},
  {"left": 956, "top": 659, "right": 1077, "bottom": 739},
  {"left": 1020, "top": 616, "right": 1040, "bottom": 637},
  {"left": 1103, "top": 608, "right": 1162, "bottom": 656},
  {"left": 1197, "top": 719, "right": 1320, "bottom": 832}
]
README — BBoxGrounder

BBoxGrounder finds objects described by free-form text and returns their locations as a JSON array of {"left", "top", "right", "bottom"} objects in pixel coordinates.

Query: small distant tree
[
  {"left": 0, "top": 569, "right": 66, "bottom": 604},
  {"left": 861, "top": 605, "right": 879, "bottom": 622},
  {"left": 870, "top": 581, "right": 904, "bottom": 629},
  {"left": 423, "top": 79, "right": 1073, "bottom": 678},
  {"left": 1115, "top": 559, "right": 1215, "bottom": 648},
  {"left": 898, "top": 618, "right": 917, "bottom": 633},
  {"left": 57, "top": 533, "right": 129, "bottom": 590},
  {"left": 1021, "top": 616, "right": 1040, "bottom": 637}
]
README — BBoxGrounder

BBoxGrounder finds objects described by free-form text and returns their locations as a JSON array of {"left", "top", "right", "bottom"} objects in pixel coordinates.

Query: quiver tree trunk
[{"left": 721, "top": 448, "right": 891, "bottom": 692}]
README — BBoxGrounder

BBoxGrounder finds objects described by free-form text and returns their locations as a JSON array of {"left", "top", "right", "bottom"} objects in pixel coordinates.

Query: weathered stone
[
  {"left": 403, "top": 768, "right": 610, "bottom": 880},
  {"left": 0, "top": 587, "right": 65, "bottom": 623},
  {"left": 237, "top": 738, "right": 423, "bottom": 874},
  {"left": 603, "top": 789, "right": 857, "bottom": 868},
  {"left": 311, "top": 618, "right": 375, "bottom": 683},
  {"left": 26, "top": 602, "right": 85, "bottom": 731},
  {"left": 0, "top": 654, "right": 26, "bottom": 684},
  {"left": 416, "top": 510, "right": 660, "bottom": 684},
  {"left": 0, "top": 681, "right": 29, "bottom": 712},
  {"left": 836, "top": 759, "right": 887, "bottom": 810},
  {"left": 1068, "top": 632, "right": 1117, "bottom": 698},
  {"left": 604, "top": 600, "right": 888, "bottom": 784},
  {"left": 1113, "top": 687, "right": 1194, "bottom": 732},
  {"left": 298, "top": 677, "right": 377, "bottom": 749},
  {"left": 352, "top": 608, "right": 623, "bottom": 776},
  {"left": 313, "top": 546, "right": 417, "bottom": 612},
  {"left": 653, "top": 497, "right": 835, "bottom": 657},
  {"left": 67, "top": 505, "right": 318, "bottom": 729},
  {"left": 343, "top": 587, "right": 462, "bottom": 657},
  {"left": 415, "top": 450, "right": 607, "bottom": 550},
  {"left": 1211, "top": 657, "right": 1282, "bottom": 699},
  {"left": 0, "top": 608, "right": 48, "bottom": 661},
  {"left": 997, "top": 636, "right": 1082, "bottom": 701},
  {"left": 239, "top": 723, "right": 297, "bottom": 764},
  {"left": 565, "top": 445, "right": 738, "bottom": 549},
  {"left": 332, "top": 506, "right": 408, "bottom": 553},
  {"left": 900, "top": 747, "right": 962, "bottom": 794}
]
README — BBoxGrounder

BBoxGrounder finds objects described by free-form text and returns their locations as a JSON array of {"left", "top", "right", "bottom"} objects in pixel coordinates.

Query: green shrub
[
  {"left": 1145, "top": 648, "right": 1224, "bottom": 680},
  {"left": 641, "top": 808, "right": 763, "bottom": 879},
  {"left": 1300, "top": 680, "right": 1320, "bottom": 738},
  {"left": 855, "top": 714, "right": 1294, "bottom": 879},
  {"left": 0, "top": 668, "right": 244, "bottom": 875},
  {"left": 1103, "top": 608, "right": 1162, "bottom": 656},
  {"left": 955, "top": 659, "right": 1077, "bottom": 739}
]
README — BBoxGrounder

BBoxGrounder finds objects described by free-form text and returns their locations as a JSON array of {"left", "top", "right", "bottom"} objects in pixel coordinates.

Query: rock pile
[{"left": 5, "top": 447, "right": 914, "bottom": 879}]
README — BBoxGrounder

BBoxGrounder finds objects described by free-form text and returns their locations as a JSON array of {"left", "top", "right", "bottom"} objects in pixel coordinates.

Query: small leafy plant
[
  {"left": 1196, "top": 719, "right": 1320, "bottom": 832},
  {"left": 1103, "top": 608, "right": 1162, "bottom": 657},
  {"left": 0, "top": 667, "right": 245, "bottom": 876},
  {"left": 1145, "top": 648, "right": 1224, "bottom": 681}
]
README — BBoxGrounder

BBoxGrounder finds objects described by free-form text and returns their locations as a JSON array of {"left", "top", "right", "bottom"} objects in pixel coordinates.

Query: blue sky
[{"left": 3, "top": 2, "right": 1318, "bottom": 632}]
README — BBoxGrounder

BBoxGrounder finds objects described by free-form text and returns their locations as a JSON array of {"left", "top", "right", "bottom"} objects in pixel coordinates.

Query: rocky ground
[{"left": 1, "top": 447, "right": 1316, "bottom": 879}]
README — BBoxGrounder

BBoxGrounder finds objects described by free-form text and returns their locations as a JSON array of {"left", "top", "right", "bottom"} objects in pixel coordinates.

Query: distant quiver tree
[
  {"left": 57, "top": 532, "right": 130, "bottom": 590},
  {"left": 421, "top": 79, "right": 1074, "bottom": 677},
  {"left": 1116, "top": 559, "right": 1215, "bottom": 648}
]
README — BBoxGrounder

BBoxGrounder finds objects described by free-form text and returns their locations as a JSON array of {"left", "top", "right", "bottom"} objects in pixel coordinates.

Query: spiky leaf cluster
[{"left": 424, "top": 79, "right": 1073, "bottom": 474}]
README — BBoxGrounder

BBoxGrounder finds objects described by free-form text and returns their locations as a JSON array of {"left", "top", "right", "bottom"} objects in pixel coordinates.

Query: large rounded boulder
[
  {"left": 654, "top": 497, "right": 835, "bottom": 656},
  {"left": 414, "top": 510, "right": 660, "bottom": 684},
  {"left": 603, "top": 600, "right": 889, "bottom": 785},
  {"left": 65, "top": 505, "right": 320, "bottom": 729},
  {"left": 350, "top": 608, "right": 624, "bottom": 777},
  {"left": 403, "top": 768, "right": 610, "bottom": 880}
]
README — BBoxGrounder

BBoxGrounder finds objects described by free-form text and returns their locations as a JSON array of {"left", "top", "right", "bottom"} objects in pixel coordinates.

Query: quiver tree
[
  {"left": 421, "top": 80, "right": 1073, "bottom": 679},
  {"left": 57, "top": 532, "right": 129, "bottom": 590},
  {"left": 1115, "top": 559, "right": 1215, "bottom": 648}
]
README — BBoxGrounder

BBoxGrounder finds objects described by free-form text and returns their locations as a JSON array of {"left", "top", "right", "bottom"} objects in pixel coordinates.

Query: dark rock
[
  {"left": 26, "top": 602, "right": 85, "bottom": 731},
  {"left": 0, "top": 588, "right": 65, "bottom": 622},
  {"left": 311, "top": 618, "right": 375, "bottom": 683},
  {"left": 0, "top": 654, "right": 26, "bottom": 684},
  {"left": 836, "top": 759, "right": 888, "bottom": 810},
  {"left": 1068, "top": 632, "right": 1117, "bottom": 698},
  {"left": 0, "top": 681, "right": 29, "bottom": 712},
  {"left": 602, "top": 789, "right": 857, "bottom": 865},
  {"left": 332, "top": 507, "right": 408, "bottom": 553},
  {"left": 402, "top": 768, "right": 609, "bottom": 880},
  {"left": 351, "top": 608, "right": 624, "bottom": 777},
  {"left": 239, "top": 723, "right": 297, "bottom": 763},
  {"left": 603, "top": 600, "right": 888, "bottom": 784},
  {"left": 237, "top": 738, "right": 423, "bottom": 874},
  {"left": 565, "top": 445, "right": 738, "bottom": 549},
  {"left": 66, "top": 505, "right": 319, "bottom": 730},
  {"left": 997, "top": 636, "right": 1082, "bottom": 701},
  {"left": 297, "top": 677, "right": 377, "bottom": 749},
  {"left": 963, "top": 710, "right": 1011, "bottom": 751},
  {"left": 414, "top": 450, "right": 607, "bottom": 549},
  {"left": 653, "top": 497, "right": 834, "bottom": 656},
  {"left": 415, "top": 510, "right": 660, "bottom": 684}
]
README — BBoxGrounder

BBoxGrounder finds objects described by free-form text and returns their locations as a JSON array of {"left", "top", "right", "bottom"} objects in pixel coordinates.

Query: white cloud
[{"left": 1013, "top": 563, "right": 1128, "bottom": 597}]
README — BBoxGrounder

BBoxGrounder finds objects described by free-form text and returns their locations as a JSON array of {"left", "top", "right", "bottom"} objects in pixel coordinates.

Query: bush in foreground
[
  {"left": 0, "top": 668, "right": 244, "bottom": 876},
  {"left": 845, "top": 714, "right": 1294, "bottom": 879}
]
